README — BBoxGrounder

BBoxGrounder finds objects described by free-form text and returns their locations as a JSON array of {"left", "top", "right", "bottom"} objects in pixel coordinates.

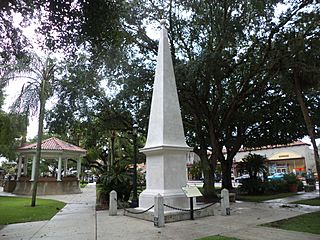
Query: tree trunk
[
  {"left": 221, "top": 157, "right": 233, "bottom": 190},
  {"left": 111, "top": 131, "right": 115, "bottom": 166},
  {"left": 201, "top": 154, "right": 215, "bottom": 197},
  {"left": 294, "top": 71, "right": 320, "bottom": 198},
  {"left": 31, "top": 89, "right": 46, "bottom": 207},
  {"left": 194, "top": 144, "right": 216, "bottom": 199}
]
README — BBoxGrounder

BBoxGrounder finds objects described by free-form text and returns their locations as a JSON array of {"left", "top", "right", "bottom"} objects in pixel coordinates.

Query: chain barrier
[
  {"left": 164, "top": 198, "right": 220, "bottom": 213},
  {"left": 163, "top": 204, "right": 191, "bottom": 212},
  {"left": 122, "top": 204, "right": 155, "bottom": 214},
  {"left": 119, "top": 197, "right": 221, "bottom": 215},
  {"left": 194, "top": 201, "right": 218, "bottom": 211}
]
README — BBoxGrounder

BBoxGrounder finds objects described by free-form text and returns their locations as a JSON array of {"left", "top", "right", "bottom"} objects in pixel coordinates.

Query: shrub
[
  {"left": 239, "top": 179, "right": 265, "bottom": 195},
  {"left": 297, "top": 180, "right": 304, "bottom": 191},
  {"left": 264, "top": 180, "right": 288, "bottom": 193},
  {"left": 99, "top": 159, "right": 132, "bottom": 206},
  {"left": 284, "top": 173, "right": 298, "bottom": 184}
]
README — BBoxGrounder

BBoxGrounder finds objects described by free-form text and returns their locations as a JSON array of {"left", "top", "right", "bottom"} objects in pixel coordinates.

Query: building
[
  {"left": 186, "top": 141, "right": 317, "bottom": 180},
  {"left": 232, "top": 141, "right": 316, "bottom": 176}
]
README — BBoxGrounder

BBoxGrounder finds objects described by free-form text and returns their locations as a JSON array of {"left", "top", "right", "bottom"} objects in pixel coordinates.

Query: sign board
[{"left": 182, "top": 186, "right": 203, "bottom": 198}]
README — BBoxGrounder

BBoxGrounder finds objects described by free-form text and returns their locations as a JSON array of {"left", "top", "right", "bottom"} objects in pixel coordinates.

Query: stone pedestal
[{"left": 139, "top": 147, "right": 190, "bottom": 209}]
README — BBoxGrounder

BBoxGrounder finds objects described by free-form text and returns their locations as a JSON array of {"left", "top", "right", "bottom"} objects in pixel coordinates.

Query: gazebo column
[
  {"left": 30, "top": 155, "right": 36, "bottom": 181},
  {"left": 77, "top": 158, "right": 81, "bottom": 180},
  {"left": 23, "top": 157, "right": 28, "bottom": 176},
  {"left": 17, "top": 155, "right": 22, "bottom": 180},
  {"left": 64, "top": 159, "right": 68, "bottom": 176},
  {"left": 57, "top": 156, "right": 62, "bottom": 181}
]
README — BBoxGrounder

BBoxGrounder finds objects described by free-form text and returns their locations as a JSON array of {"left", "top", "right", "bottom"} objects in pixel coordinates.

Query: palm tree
[
  {"left": 11, "top": 53, "right": 55, "bottom": 206},
  {"left": 237, "top": 153, "right": 268, "bottom": 180}
]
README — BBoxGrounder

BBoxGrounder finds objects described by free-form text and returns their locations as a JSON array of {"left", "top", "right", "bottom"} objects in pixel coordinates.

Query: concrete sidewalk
[
  {"left": 0, "top": 184, "right": 96, "bottom": 240},
  {"left": 1, "top": 185, "right": 319, "bottom": 240},
  {"left": 96, "top": 198, "right": 320, "bottom": 240}
]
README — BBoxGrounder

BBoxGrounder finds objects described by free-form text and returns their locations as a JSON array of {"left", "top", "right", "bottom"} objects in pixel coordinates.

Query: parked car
[
  {"left": 267, "top": 172, "right": 284, "bottom": 180},
  {"left": 234, "top": 174, "right": 250, "bottom": 183}
]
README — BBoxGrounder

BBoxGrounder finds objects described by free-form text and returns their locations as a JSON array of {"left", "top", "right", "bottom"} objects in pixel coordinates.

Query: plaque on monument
[{"left": 182, "top": 186, "right": 203, "bottom": 198}]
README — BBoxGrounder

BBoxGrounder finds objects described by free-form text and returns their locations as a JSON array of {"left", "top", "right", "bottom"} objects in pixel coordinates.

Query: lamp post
[{"left": 131, "top": 123, "right": 138, "bottom": 208}]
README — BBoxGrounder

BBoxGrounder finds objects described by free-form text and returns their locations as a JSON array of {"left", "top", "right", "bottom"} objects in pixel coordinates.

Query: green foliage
[
  {"left": 297, "top": 180, "right": 304, "bottom": 192},
  {"left": 189, "top": 161, "right": 202, "bottom": 180},
  {"left": 0, "top": 196, "right": 65, "bottom": 225},
  {"left": 80, "top": 180, "right": 88, "bottom": 188},
  {"left": 239, "top": 179, "right": 265, "bottom": 195},
  {"left": 262, "top": 211, "right": 320, "bottom": 235},
  {"left": 237, "top": 154, "right": 268, "bottom": 180},
  {"left": 264, "top": 180, "right": 289, "bottom": 194},
  {"left": 99, "top": 159, "right": 132, "bottom": 203},
  {"left": 0, "top": 111, "right": 25, "bottom": 159},
  {"left": 238, "top": 177, "right": 297, "bottom": 195},
  {"left": 284, "top": 173, "right": 299, "bottom": 184}
]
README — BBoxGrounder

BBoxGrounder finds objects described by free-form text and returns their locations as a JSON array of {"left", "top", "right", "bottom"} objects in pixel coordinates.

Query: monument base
[{"left": 139, "top": 189, "right": 189, "bottom": 210}]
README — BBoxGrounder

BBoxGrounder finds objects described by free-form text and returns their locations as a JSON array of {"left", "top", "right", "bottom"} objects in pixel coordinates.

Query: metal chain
[
  {"left": 124, "top": 205, "right": 154, "bottom": 214},
  {"left": 163, "top": 204, "right": 190, "bottom": 212},
  {"left": 194, "top": 202, "right": 217, "bottom": 211},
  {"left": 164, "top": 199, "right": 220, "bottom": 212}
]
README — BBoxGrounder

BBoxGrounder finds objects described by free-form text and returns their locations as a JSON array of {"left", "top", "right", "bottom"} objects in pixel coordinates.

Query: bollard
[
  {"left": 154, "top": 194, "right": 165, "bottom": 227},
  {"left": 221, "top": 188, "right": 230, "bottom": 216},
  {"left": 109, "top": 190, "right": 117, "bottom": 216}
]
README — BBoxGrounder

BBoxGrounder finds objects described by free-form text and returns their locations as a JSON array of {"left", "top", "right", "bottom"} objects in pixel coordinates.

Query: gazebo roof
[{"left": 17, "top": 137, "right": 86, "bottom": 158}]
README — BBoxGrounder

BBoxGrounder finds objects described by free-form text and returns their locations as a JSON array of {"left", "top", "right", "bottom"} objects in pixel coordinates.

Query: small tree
[
  {"left": 237, "top": 154, "right": 268, "bottom": 195},
  {"left": 11, "top": 54, "right": 56, "bottom": 207},
  {"left": 237, "top": 154, "right": 268, "bottom": 180}
]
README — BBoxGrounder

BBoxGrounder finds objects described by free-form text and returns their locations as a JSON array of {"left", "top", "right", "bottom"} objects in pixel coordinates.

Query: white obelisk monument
[{"left": 139, "top": 20, "right": 192, "bottom": 210}]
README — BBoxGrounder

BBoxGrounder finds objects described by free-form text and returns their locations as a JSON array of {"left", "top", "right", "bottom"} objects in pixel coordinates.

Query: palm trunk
[
  {"left": 31, "top": 84, "right": 46, "bottom": 207},
  {"left": 294, "top": 71, "right": 320, "bottom": 198}
]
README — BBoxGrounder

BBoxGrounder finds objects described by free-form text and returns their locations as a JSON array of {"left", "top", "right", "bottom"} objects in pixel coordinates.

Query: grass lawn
[
  {"left": 0, "top": 196, "right": 66, "bottom": 225},
  {"left": 236, "top": 192, "right": 297, "bottom": 202},
  {"left": 292, "top": 198, "right": 320, "bottom": 206},
  {"left": 262, "top": 211, "right": 320, "bottom": 235},
  {"left": 196, "top": 236, "right": 240, "bottom": 240}
]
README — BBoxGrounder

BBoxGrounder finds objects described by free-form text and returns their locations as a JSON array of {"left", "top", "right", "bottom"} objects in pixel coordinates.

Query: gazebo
[{"left": 13, "top": 137, "right": 86, "bottom": 195}]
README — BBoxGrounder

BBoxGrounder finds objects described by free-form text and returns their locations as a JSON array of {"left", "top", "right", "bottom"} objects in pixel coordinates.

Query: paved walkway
[
  {"left": 1, "top": 185, "right": 320, "bottom": 240},
  {"left": 0, "top": 185, "right": 96, "bottom": 240}
]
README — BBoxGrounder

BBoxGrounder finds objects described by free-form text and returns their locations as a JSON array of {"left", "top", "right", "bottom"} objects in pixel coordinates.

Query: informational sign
[{"left": 182, "top": 186, "right": 203, "bottom": 198}]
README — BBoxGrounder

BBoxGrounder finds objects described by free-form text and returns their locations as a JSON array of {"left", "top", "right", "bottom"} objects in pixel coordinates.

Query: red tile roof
[
  {"left": 17, "top": 137, "right": 86, "bottom": 153},
  {"left": 219, "top": 140, "right": 310, "bottom": 154},
  {"left": 238, "top": 140, "right": 310, "bottom": 153}
]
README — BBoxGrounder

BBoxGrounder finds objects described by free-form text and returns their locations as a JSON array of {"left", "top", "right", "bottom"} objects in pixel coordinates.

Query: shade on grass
[
  {"left": 196, "top": 236, "right": 240, "bottom": 240},
  {"left": 262, "top": 211, "right": 320, "bottom": 235},
  {"left": 236, "top": 192, "right": 296, "bottom": 202},
  {"left": 0, "top": 196, "right": 66, "bottom": 225},
  {"left": 292, "top": 198, "right": 320, "bottom": 206}
]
